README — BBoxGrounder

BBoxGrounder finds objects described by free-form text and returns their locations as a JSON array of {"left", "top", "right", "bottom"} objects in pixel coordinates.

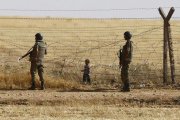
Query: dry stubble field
[{"left": 0, "top": 17, "right": 179, "bottom": 119}]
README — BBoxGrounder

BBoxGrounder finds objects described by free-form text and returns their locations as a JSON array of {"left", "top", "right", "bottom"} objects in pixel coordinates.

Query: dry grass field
[
  {"left": 0, "top": 17, "right": 179, "bottom": 119},
  {"left": 0, "top": 17, "right": 179, "bottom": 89},
  {"left": 1, "top": 105, "right": 180, "bottom": 120}
]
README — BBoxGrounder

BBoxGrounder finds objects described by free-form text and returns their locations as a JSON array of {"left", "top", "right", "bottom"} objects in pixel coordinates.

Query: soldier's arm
[
  {"left": 19, "top": 45, "right": 34, "bottom": 60},
  {"left": 127, "top": 41, "right": 131, "bottom": 55},
  {"left": 34, "top": 43, "right": 39, "bottom": 58},
  {"left": 20, "top": 51, "right": 32, "bottom": 60},
  {"left": 119, "top": 49, "right": 123, "bottom": 68},
  {"left": 45, "top": 47, "right": 47, "bottom": 55},
  {"left": 127, "top": 41, "right": 133, "bottom": 59},
  {"left": 126, "top": 41, "right": 133, "bottom": 62},
  {"left": 130, "top": 42, "right": 133, "bottom": 60},
  {"left": 124, "top": 41, "right": 130, "bottom": 61},
  {"left": 45, "top": 42, "right": 47, "bottom": 55}
]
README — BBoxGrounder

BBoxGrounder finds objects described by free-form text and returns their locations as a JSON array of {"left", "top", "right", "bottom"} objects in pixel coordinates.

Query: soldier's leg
[
  {"left": 30, "top": 62, "right": 37, "bottom": 90},
  {"left": 38, "top": 65, "right": 44, "bottom": 90},
  {"left": 124, "top": 64, "right": 130, "bottom": 91},
  {"left": 121, "top": 66, "right": 126, "bottom": 90}
]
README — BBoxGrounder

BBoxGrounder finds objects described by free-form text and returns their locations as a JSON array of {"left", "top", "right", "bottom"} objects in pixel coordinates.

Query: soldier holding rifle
[
  {"left": 118, "top": 31, "right": 133, "bottom": 92},
  {"left": 19, "top": 33, "right": 47, "bottom": 90}
]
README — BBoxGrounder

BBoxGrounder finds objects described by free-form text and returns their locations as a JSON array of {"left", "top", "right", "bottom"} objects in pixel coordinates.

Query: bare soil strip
[{"left": 0, "top": 89, "right": 179, "bottom": 107}]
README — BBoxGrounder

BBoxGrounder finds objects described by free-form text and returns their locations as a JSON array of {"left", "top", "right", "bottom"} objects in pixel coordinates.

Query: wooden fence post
[{"left": 158, "top": 7, "right": 175, "bottom": 84}]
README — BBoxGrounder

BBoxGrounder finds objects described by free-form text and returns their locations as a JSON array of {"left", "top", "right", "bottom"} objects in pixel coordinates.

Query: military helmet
[
  {"left": 85, "top": 59, "right": 90, "bottom": 64},
  {"left": 124, "top": 31, "right": 132, "bottom": 39},
  {"left": 35, "top": 33, "right": 43, "bottom": 41}
]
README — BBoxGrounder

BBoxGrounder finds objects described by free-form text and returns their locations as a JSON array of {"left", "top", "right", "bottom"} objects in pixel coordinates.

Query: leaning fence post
[
  {"left": 158, "top": 7, "right": 175, "bottom": 84},
  {"left": 159, "top": 7, "right": 168, "bottom": 84},
  {"left": 167, "top": 7, "right": 175, "bottom": 84}
]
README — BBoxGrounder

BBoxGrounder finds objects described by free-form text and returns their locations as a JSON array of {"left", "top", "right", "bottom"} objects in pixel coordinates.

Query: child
[{"left": 81, "top": 59, "right": 91, "bottom": 84}]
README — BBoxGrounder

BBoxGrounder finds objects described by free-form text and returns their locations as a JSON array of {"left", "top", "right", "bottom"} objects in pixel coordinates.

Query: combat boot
[
  {"left": 120, "top": 83, "right": 130, "bottom": 92},
  {"left": 29, "top": 84, "right": 35, "bottom": 90},
  {"left": 124, "top": 83, "right": 130, "bottom": 92},
  {"left": 121, "top": 88, "right": 130, "bottom": 92},
  {"left": 29, "top": 75, "right": 36, "bottom": 90}
]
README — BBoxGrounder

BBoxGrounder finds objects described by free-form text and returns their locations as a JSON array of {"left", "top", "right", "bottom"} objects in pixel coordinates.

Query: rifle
[{"left": 18, "top": 47, "right": 33, "bottom": 62}]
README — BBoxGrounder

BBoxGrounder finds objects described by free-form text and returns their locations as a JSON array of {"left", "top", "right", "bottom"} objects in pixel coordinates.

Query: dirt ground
[{"left": 0, "top": 89, "right": 179, "bottom": 120}]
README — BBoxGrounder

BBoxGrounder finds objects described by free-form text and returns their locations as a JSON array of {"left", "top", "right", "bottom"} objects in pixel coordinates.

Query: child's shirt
[{"left": 83, "top": 64, "right": 90, "bottom": 75}]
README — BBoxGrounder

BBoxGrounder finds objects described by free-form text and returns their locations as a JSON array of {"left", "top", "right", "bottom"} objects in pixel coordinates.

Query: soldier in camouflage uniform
[
  {"left": 81, "top": 59, "right": 91, "bottom": 84},
  {"left": 20, "top": 33, "right": 47, "bottom": 90},
  {"left": 119, "top": 31, "right": 133, "bottom": 92}
]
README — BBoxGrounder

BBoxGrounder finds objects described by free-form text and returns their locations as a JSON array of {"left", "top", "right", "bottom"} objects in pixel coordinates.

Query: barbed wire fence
[{"left": 0, "top": 7, "right": 179, "bottom": 88}]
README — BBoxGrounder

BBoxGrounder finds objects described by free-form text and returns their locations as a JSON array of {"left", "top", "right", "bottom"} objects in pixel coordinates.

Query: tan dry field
[
  {"left": 0, "top": 17, "right": 179, "bottom": 89},
  {"left": 0, "top": 17, "right": 180, "bottom": 119}
]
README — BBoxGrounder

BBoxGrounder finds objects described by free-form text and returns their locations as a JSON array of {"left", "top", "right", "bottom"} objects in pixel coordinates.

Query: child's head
[{"left": 85, "top": 59, "right": 90, "bottom": 65}]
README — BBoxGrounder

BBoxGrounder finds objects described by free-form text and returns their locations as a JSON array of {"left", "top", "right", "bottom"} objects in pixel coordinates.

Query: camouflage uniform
[
  {"left": 120, "top": 32, "right": 133, "bottom": 92},
  {"left": 29, "top": 33, "right": 47, "bottom": 90}
]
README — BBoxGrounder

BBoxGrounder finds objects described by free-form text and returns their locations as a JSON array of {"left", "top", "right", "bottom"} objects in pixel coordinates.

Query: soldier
[
  {"left": 19, "top": 33, "right": 47, "bottom": 90},
  {"left": 81, "top": 59, "right": 91, "bottom": 84},
  {"left": 118, "top": 31, "right": 133, "bottom": 92}
]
